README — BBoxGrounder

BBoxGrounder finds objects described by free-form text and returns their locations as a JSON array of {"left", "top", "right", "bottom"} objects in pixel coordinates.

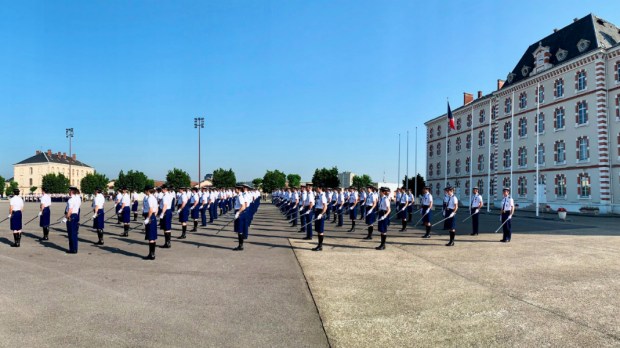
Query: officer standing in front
[
  {"left": 9, "top": 189, "right": 24, "bottom": 247},
  {"left": 500, "top": 188, "right": 515, "bottom": 242},
  {"left": 39, "top": 187, "right": 52, "bottom": 241},
  {"left": 233, "top": 184, "right": 247, "bottom": 251},
  {"left": 64, "top": 187, "right": 82, "bottom": 254},
  {"left": 375, "top": 187, "right": 391, "bottom": 250},
  {"left": 445, "top": 187, "right": 458, "bottom": 246},
  {"left": 311, "top": 186, "right": 328, "bottom": 251},
  {"left": 470, "top": 187, "right": 483, "bottom": 236},
  {"left": 421, "top": 186, "right": 433, "bottom": 238}
]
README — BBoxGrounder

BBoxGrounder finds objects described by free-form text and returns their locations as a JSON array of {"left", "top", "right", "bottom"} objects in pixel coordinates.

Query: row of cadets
[
  {"left": 119, "top": 187, "right": 131, "bottom": 237},
  {"left": 38, "top": 187, "right": 52, "bottom": 241},
  {"left": 159, "top": 184, "right": 174, "bottom": 248},
  {"left": 93, "top": 188, "right": 106, "bottom": 245},
  {"left": 143, "top": 186, "right": 159, "bottom": 260},
  {"left": 64, "top": 186, "right": 82, "bottom": 254},
  {"left": 302, "top": 184, "right": 315, "bottom": 240},
  {"left": 8, "top": 189, "right": 24, "bottom": 247},
  {"left": 363, "top": 185, "right": 378, "bottom": 240},
  {"left": 396, "top": 188, "right": 411, "bottom": 232},
  {"left": 346, "top": 187, "right": 358, "bottom": 232},
  {"left": 131, "top": 190, "right": 139, "bottom": 221}
]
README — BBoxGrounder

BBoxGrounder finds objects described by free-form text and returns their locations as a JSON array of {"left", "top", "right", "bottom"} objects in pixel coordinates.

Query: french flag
[{"left": 447, "top": 102, "right": 455, "bottom": 130}]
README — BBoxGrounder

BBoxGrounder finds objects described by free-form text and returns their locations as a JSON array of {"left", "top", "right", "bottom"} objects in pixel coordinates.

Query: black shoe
[
  {"left": 375, "top": 244, "right": 385, "bottom": 250},
  {"left": 505, "top": 239, "right": 511, "bottom": 243},
  {"left": 446, "top": 241, "right": 454, "bottom": 246},
  {"left": 160, "top": 244, "right": 171, "bottom": 248},
  {"left": 500, "top": 239, "right": 506, "bottom": 243},
  {"left": 233, "top": 245, "right": 244, "bottom": 251},
  {"left": 422, "top": 234, "right": 430, "bottom": 238},
  {"left": 302, "top": 237, "right": 312, "bottom": 240},
  {"left": 178, "top": 235, "right": 187, "bottom": 239},
  {"left": 363, "top": 235, "right": 372, "bottom": 240},
  {"left": 94, "top": 240, "right": 104, "bottom": 245},
  {"left": 312, "top": 246, "right": 322, "bottom": 251},
  {"left": 470, "top": 232, "right": 478, "bottom": 236}
]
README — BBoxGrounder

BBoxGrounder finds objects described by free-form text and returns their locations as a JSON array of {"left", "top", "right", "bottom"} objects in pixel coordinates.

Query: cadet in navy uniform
[
  {"left": 442, "top": 187, "right": 450, "bottom": 230},
  {"left": 131, "top": 191, "right": 139, "bottom": 221},
  {"left": 470, "top": 187, "right": 483, "bottom": 236},
  {"left": 119, "top": 187, "right": 131, "bottom": 237},
  {"left": 290, "top": 188, "right": 299, "bottom": 227},
  {"left": 311, "top": 187, "right": 328, "bottom": 251},
  {"left": 500, "top": 188, "right": 515, "bottom": 243},
  {"left": 39, "top": 188, "right": 52, "bottom": 241},
  {"left": 114, "top": 189, "right": 123, "bottom": 224},
  {"left": 421, "top": 186, "right": 434, "bottom": 238},
  {"left": 298, "top": 185, "right": 307, "bottom": 233},
  {"left": 397, "top": 188, "right": 410, "bottom": 232},
  {"left": 233, "top": 184, "right": 248, "bottom": 251},
  {"left": 143, "top": 187, "right": 159, "bottom": 260},
  {"left": 9, "top": 189, "right": 24, "bottom": 247},
  {"left": 64, "top": 187, "right": 82, "bottom": 254},
  {"left": 406, "top": 189, "right": 414, "bottom": 222},
  {"left": 363, "top": 185, "right": 378, "bottom": 240},
  {"left": 93, "top": 188, "right": 106, "bottom": 245},
  {"left": 178, "top": 187, "right": 190, "bottom": 239},
  {"left": 375, "top": 187, "right": 392, "bottom": 250},
  {"left": 444, "top": 187, "right": 458, "bottom": 246},
  {"left": 159, "top": 185, "right": 173, "bottom": 248},
  {"left": 303, "top": 184, "right": 315, "bottom": 240},
  {"left": 199, "top": 187, "right": 208, "bottom": 227},
  {"left": 347, "top": 187, "right": 358, "bottom": 232},
  {"left": 358, "top": 188, "right": 366, "bottom": 220},
  {"left": 335, "top": 188, "right": 345, "bottom": 227},
  {"left": 189, "top": 187, "right": 200, "bottom": 232}
]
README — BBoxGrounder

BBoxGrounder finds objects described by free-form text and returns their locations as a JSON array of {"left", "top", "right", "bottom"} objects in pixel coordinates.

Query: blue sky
[{"left": 1, "top": 1, "right": 619, "bottom": 183}]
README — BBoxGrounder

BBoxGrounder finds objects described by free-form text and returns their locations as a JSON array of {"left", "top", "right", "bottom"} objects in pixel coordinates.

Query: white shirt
[
  {"left": 115, "top": 193, "right": 122, "bottom": 204},
  {"left": 40, "top": 194, "right": 51, "bottom": 208},
  {"left": 399, "top": 193, "right": 410, "bottom": 204},
  {"left": 348, "top": 192, "right": 358, "bottom": 204},
  {"left": 421, "top": 193, "right": 433, "bottom": 206},
  {"left": 379, "top": 195, "right": 390, "bottom": 211},
  {"left": 147, "top": 195, "right": 158, "bottom": 214},
  {"left": 447, "top": 195, "right": 458, "bottom": 210},
  {"left": 305, "top": 191, "right": 315, "bottom": 206},
  {"left": 10, "top": 196, "right": 24, "bottom": 211},
  {"left": 121, "top": 193, "right": 130, "bottom": 206},
  {"left": 67, "top": 195, "right": 82, "bottom": 215},
  {"left": 94, "top": 193, "right": 105, "bottom": 211},
  {"left": 366, "top": 192, "right": 378, "bottom": 206},
  {"left": 501, "top": 196, "right": 515, "bottom": 212},
  {"left": 336, "top": 193, "right": 344, "bottom": 204},
  {"left": 234, "top": 193, "right": 247, "bottom": 210},
  {"left": 162, "top": 192, "right": 174, "bottom": 210},
  {"left": 315, "top": 192, "right": 327, "bottom": 209},
  {"left": 471, "top": 194, "right": 483, "bottom": 208}
]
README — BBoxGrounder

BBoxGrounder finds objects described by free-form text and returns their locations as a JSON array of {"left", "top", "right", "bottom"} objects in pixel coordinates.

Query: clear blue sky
[{"left": 1, "top": 1, "right": 619, "bottom": 183}]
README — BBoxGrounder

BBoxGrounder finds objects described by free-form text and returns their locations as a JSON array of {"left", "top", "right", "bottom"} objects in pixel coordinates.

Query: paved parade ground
[{"left": 1, "top": 201, "right": 619, "bottom": 347}]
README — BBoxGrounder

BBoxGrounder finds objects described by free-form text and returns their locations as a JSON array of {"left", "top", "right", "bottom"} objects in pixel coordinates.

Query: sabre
[
  {"left": 0, "top": 216, "right": 9, "bottom": 224},
  {"left": 24, "top": 214, "right": 41, "bottom": 226},
  {"left": 130, "top": 218, "right": 156, "bottom": 231},
  {"left": 432, "top": 214, "right": 455, "bottom": 227},
  {"left": 414, "top": 209, "right": 431, "bottom": 226},
  {"left": 462, "top": 210, "right": 479, "bottom": 222},
  {"left": 300, "top": 215, "right": 324, "bottom": 230},
  {"left": 494, "top": 216, "right": 512, "bottom": 233},
  {"left": 215, "top": 215, "right": 236, "bottom": 234}
]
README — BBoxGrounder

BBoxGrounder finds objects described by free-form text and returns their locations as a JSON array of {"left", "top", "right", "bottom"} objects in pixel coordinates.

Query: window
[
  {"left": 447, "top": 139, "right": 451, "bottom": 154},
  {"left": 436, "top": 183, "right": 440, "bottom": 196},
  {"left": 436, "top": 163, "right": 441, "bottom": 176},
  {"left": 429, "top": 164, "right": 433, "bottom": 177},
  {"left": 535, "top": 112, "right": 545, "bottom": 134},
  {"left": 479, "top": 110, "right": 485, "bottom": 123},
  {"left": 437, "top": 125, "right": 442, "bottom": 137},
  {"left": 538, "top": 174, "right": 546, "bottom": 185},
  {"left": 465, "top": 181, "right": 470, "bottom": 196},
  {"left": 429, "top": 144, "right": 434, "bottom": 157},
  {"left": 537, "top": 85, "right": 545, "bottom": 104},
  {"left": 467, "top": 114, "right": 472, "bottom": 128},
  {"left": 492, "top": 104, "right": 498, "bottom": 120},
  {"left": 478, "top": 130, "right": 485, "bottom": 147},
  {"left": 576, "top": 101, "right": 588, "bottom": 125},
  {"left": 554, "top": 140, "right": 566, "bottom": 164},
  {"left": 519, "top": 92, "right": 527, "bottom": 109},
  {"left": 577, "top": 136, "right": 589, "bottom": 161},
  {"left": 429, "top": 128, "right": 434, "bottom": 139},
  {"left": 477, "top": 179, "right": 484, "bottom": 194},
  {"left": 518, "top": 147, "right": 527, "bottom": 167},
  {"left": 503, "top": 121, "right": 512, "bottom": 140},
  {"left": 518, "top": 117, "right": 527, "bottom": 137},
  {"left": 555, "top": 174, "right": 567, "bottom": 197},
  {"left": 554, "top": 78, "right": 564, "bottom": 98},
  {"left": 465, "top": 157, "right": 471, "bottom": 173},
  {"left": 29, "top": 167, "right": 33, "bottom": 175},
  {"left": 536, "top": 144, "right": 545, "bottom": 165},
  {"left": 436, "top": 143, "right": 441, "bottom": 156},
  {"left": 503, "top": 149, "right": 511, "bottom": 169},
  {"left": 490, "top": 153, "right": 495, "bottom": 171},
  {"left": 447, "top": 160, "right": 451, "bottom": 175},
  {"left": 456, "top": 137, "right": 462, "bottom": 152},
  {"left": 478, "top": 154, "right": 484, "bottom": 171},
  {"left": 455, "top": 159, "right": 461, "bottom": 174},
  {"left": 578, "top": 173, "right": 591, "bottom": 198},
  {"left": 616, "top": 94, "right": 620, "bottom": 119},
  {"left": 29, "top": 178, "right": 33, "bottom": 186},
  {"left": 576, "top": 70, "right": 587, "bottom": 91},
  {"left": 518, "top": 177, "right": 527, "bottom": 197},
  {"left": 466, "top": 134, "right": 471, "bottom": 149},
  {"left": 615, "top": 61, "right": 620, "bottom": 82},
  {"left": 503, "top": 177, "right": 511, "bottom": 191},
  {"left": 505, "top": 97, "right": 512, "bottom": 114},
  {"left": 454, "top": 180, "right": 461, "bottom": 189},
  {"left": 491, "top": 127, "right": 497, "bottom": 144},
  {"left": 490, "top": 178, "right": 497, "bottom": 195},
  {"left": 554, "top": 107, "right": 565, "bottom": 130},
  {"left": 456, "top": 118, "right": 462, "bottom": 130}
]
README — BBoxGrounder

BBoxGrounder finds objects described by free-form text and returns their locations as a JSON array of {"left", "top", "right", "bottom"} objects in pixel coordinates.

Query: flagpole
[
  {"left": 415, "top": 126, "right": 418, "bottom": 201},
  {"left": 469, "top": 104, "right": 474, "bottom": 206},
  {"left": 406, "top": 130, "right": 409, "bottom": 190},
  {"left": 536, "top": 83, "right": 540, "bottom": 217},
  {"left": 487, "top": 99, "right": 492, "bottom": 212},
  {"left": 510, "top": 91, "right": 515, "bottom": 194},
  {"left": 444, "top": 99, "right": 449, "bottom": 189},
  {"left": 398, "top": 133, "right": 401, "bottom": 186}
]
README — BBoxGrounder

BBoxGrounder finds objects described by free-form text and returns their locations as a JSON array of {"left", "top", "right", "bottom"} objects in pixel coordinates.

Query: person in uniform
[
  {"left": 303, "top": 184, "right": 315, "bottom": 240},
  {"left": 298, "top": 185, "right": 307, "bottom": 233},
  {"left": 64, "top": 187, "right": 82, "bottom": 254},
  {"left": 375, "top": 187, "right": 392, "bottom": 250},
  {"left": 118, "top": 187, "right": 131, "bottom": 237},
  {"left": 189, "top": 187, "right": 200, "bottom": 232},
  {"left": 363, "top": 185, "right": 378, "bottom": 240},
  {"left": 421, "top": 186, "right": 434, "bottom": 238},
  {"left": 397, "top": 187, "right": 410, "bottom": 232},
  {"left": 311, "top": 187, "right": 328, "bottom": 251},
  {"left": 330, "top": 188, "right": 338, "bottom": 223},
  {"left": 178, "top": 187, "right": 190, "bottom": 239},
  {"left": 445, "top": 186, "right": 458, "bottom": 246},
  {"left": 358, "top": 188, "right": 366, "bottom": 220},
  {"left": 39, "top": 187, "right": 51, "bottom": 241},
  {"left": 406, "top": 189, "right": 414, "bottom": 222},
  {"left": 470, "top": 187, "right": 483, "bottom": 236},
  {"left": 233, "top": 184, "right": 248, "bottom": 251},
  {"left": 347, "top": 186, "right": 358, "bottom": 232},
  {"left": 143, "top": 186, "right": 159, "bottom": 260},
  {"left": 442, "top": 187, "right": 450, "bottom": 230},
  {"left": 500, "top": 188, "right": 515, "bottom": 242},
  {"left": 131, "top": 190, "right": 139, "bottom": 221},
  {"left": 335, "top": 188, "right": 345, "bottom": 227},
  {"left": 9, "top": 189, "right": 24, "bottom": 247},
  {"left": 159, "top": 185, "right": 174, "bottom": 248},
  {"left": 93, "top": 188, "right": 106, "bottom": 245},
  {"left": 199, "top": 187, "right": 208, "bottom": 227},
  {"left": 290, "top": 188, "right": 299, "bottom": 227}
]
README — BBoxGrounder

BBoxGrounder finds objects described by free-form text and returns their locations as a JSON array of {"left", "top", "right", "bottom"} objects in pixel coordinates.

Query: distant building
[
  {"left": 13, "top": 149, "right": 95, "bottom": 194},
  {"left": 338, "top": 171, "right": 355, "bottom": 188}
]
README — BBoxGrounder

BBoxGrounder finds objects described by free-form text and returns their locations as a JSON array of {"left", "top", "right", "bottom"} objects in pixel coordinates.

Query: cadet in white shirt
[
  {"left": 119, "top": 187, "right": 132, "bottom": 237},
  {"left": 442, "top": 187, "right": 450, "bottom": 230},
  {"left": 421, "top": 186, "right": 434, "bottom": 239},
  {"left": 233, "top": 184, "right": 248, "bottom": 251},
  {"left": 397, "top": 188, "right": 410, "bottom": 232},
  {"left": 159, "top": 185, "right": 174, "bottom": 248},
  {"left": 189, "top": 187, "right": 200, "bottom": 233},
  {"left": 9, "top": 189, "right": 24, "bottom": 247},
  {"left": 375, "top": 187, "right": 392, "bottom": 250},
  {"left": 303, "top": 184, "right": 315, "bottom": 240},
  {"left": 131, "top": 191, "right": 139, "bottom": 221},
  {"left": 144, "top": 186, "right": 159, "bottom": 260},
  {"left": 363, "top": 186, "right": 378, "bottom": 240},
  {"left": 347, "top": 187, "right": 359, "bottom": 232},
  {"left": 311, "top": 187, "right": 328, "bottom": 251},
  {"left": 39, "top": 188, "right": 52, "bottom": 241},
  {"left": 65, "top": 187, "right": 82, "bottom": 254},
  {"left": 470, "top": 187, "right": 483, "bottom": 236},
  {"left": 93, "top": 188, "right": 106, "bottom": 245},
  {"left": 358, "top": 189, "right": 367, "bottom": 221},
  {"left": 298, "top": 186, "right": 308, "bottom": 233},
  {"left": 500, "top": 188, "right": 515, "bottom": 243},
  {"left": 445, "top": 187, "right": 458, "bottom": 246}
]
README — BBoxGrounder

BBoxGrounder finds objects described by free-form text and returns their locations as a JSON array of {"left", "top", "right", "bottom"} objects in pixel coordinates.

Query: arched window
[
  {"left": 576, "top": 70, "right": 587, "bottom": 91},
  {"left": 466, "top": 134, "right": 471, "bottom": 149},
  {"left": 479, "top": 109, "right": 485, "bottom": 123},
  {"left": 436, "top": 163, "right": 441, "bottom": 176},
  {"left": 554, "top": 78, "right": 564, "bottom": 98},
  {"left": 466, "top": 114, "right": 472, "bottom": 127},
  {"left": 447, "top": 139, "right": 451, "bottom": 154},
  {"left": 477, "top": 154, "right": 484, "bottom": 171},
  {"left": 446, "top": 160, "right": 451, "bottom": 175},
  {"left": 555, "top": 174, "right": 567, "bottom": 197},
  {"left": 437, "top": 125, "right": 442, "bottom": 137},
  {"left": 477, "top": 179, "right": 484, "bottom": 194},
  {"left": 502, "top": 177, "right": 511, "bottom": 190},
  {"left": 490, "top": 153, "right": 495, "bottom": 171},
  {"left": 436, "top": 143, "right": 441, "bottom": 156},
  {"left": 536, "top": 143, "right": 545, "bottom": 165},
  {"left": 428, "top": 164, "right": 434, "bottom": 177},
  {"left": 576, "top": 101, "right": 588, "bottom": 125},
  {"left": 429, "top": 127, "right": 434, "bottom": 139},
  {"left": 456, "top": 118, "right": 462, "bottom": 130},
  {"left": 576, "top": 136, "right": 589, "bottom": 161},
  {"left": 478, "top": 130, "right": 485, "bottom": 147},
  {"left": 504, "top": 121, "right": 512, "bottom": 140},
  {"left": 518, "top": 117, "right": 527, "bottom": 137},
  {"left": 554, "top": 107, "right": 565, "bottom": 130},
  {"left": 429, "top": 144, "right": 434, "bottom": 157},
  {"left": 519, "top": 92, "right": 527, "bottom": 109},
  {"left": 465, "top": 157, "right": 471, "bottom": 173},
  {"left": 535, "top": 112, "right": 545, "bottom": 134},
  {"left": 456, "top": 137, "right": 462, "bottom": 152},
  {"left": 505, "top": 97, "right": 512, "bottom": 114},
  {"left": 455, "top": 159, "right": 461, "bottom": 174},
  {"left": 578, "top": 173, "right": 591, "bottom": 198},
  {"left": 537, "top": 85, "right": 545, "bottom": 104}
]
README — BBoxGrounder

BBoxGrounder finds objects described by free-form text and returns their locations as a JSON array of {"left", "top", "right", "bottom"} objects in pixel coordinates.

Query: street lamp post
[
  {"left": 194, "top": 117, "right": 204, "bottom": 187},
  {"left": 66, "top": 128, "right": 74, "bottom": 185}
]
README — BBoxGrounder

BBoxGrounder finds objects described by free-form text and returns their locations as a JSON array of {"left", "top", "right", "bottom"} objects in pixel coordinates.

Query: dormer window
[
  {"left": 577, "top": 39, "right": 591, "bottom": 53},
  {"left": 532, "top": 42, "right": 552, "bottom": 74}
]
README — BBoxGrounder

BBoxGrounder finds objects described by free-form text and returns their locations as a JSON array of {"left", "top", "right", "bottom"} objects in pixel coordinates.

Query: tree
[
  {"left": 30, "top": 186, "right": 38, "bottom": 194},
  {"left": 252, "top": 178, "right": 263, "bottom": 190},
  {"left": 402, "top": 174, "right": 426, "bottom": 197},
  {"left": 115, "top": 170, "right": 153, "bottom": 192},
  {"left": 311, "top": 167, "right": 340, "bottom": 188},
  {"left": 287, "top": 174, "right": 301, "bottom": 188},
  {"left": 6, "top": 180, "right": 19, "bottom": 195},
  {"left": 262, "top": 170, "right": 286, "bottom": 192},
  {"left": 0, "top": 175, "right": 5, "bottom": 197},
  {"left": 212, "top": 168, "right": 237, "bottom": 188},
  {"left": 352, "top": 174, "right": 373, "bottom": 189},
  {"left": 81, "top": 173, "right": 110, "bottom": 195},
  {"left": 41, "top": 173, "right": 70, "bottom": 193},
  {"left": 166, "top": 168, "right": 191, "bottom": 189}
]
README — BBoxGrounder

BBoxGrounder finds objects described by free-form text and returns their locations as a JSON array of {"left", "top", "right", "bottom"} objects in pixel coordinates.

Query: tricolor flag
[{"left": 447, "top": 102, "right": 455, "bottom": 130}]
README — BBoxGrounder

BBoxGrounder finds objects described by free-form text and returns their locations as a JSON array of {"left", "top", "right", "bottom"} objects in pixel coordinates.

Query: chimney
[
  {"left": 57, "top": 152, "right": 61, "bottom": 157},
  {"left": 72, "top": 154, "right": 76, "bottom": 161},
  {"left": 463, "top": 92, "right": 474, "bottom": 106},
  {"left": 63, "top": 152, "right": 67, "bottom": 159},
  {"left": 477, "top": 91, "right": 483, "bottom": 99},
  {"left": 47, "top": 149, "right": 52, "bottom": 156},
  {"left": 573, "top": 18, "right": 578, "bottom": 23},
  {"left": 36, "top": 150, "right": 41, "bottom": 155},
  {"left": 497, "top": 79, "right": 505, "bottom": 90},
  {"left": 553, "top": 28, "right": 558, "bottom": 33}
]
